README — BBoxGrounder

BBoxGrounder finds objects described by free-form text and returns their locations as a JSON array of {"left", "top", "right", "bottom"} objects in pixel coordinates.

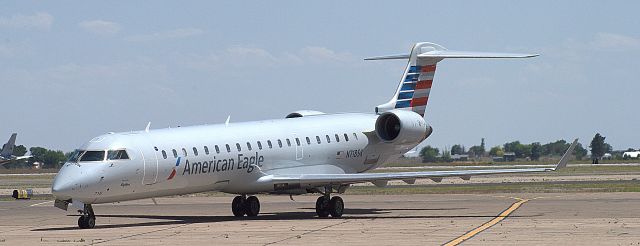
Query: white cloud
[
  {"left": 79, "top": 20, "right": 121, "bottom": 35},
  {"left": 184, "top": 45, "right": 355, "bottom": 71},
  {"left": 299, "top": 46, "right": 353, "bottom": 62},
  {"left": 590, "top": 32, "right": 640, "bottom": 50},
  {"left": 124, "top": 28, "right": 204, "bottom": 42},
  {"left": 0, "top": 12, "right": 53, "bottom": 30}
]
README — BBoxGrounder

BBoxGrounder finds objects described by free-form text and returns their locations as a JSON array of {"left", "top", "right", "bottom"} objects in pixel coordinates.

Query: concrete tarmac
[{"left": 0, "top": 193, "right": 639, "bottom": 245}]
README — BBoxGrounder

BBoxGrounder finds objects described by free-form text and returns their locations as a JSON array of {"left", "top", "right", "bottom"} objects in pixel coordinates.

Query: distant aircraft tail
[
  {"left": 367, "top": 42, "right": 538, "bottom": 117},
  {"left": 0, "top": 133, "right": 17, "bottom": 158}
]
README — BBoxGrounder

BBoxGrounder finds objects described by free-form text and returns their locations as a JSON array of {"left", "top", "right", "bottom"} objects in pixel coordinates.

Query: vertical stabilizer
[
  {"left": 367, "top": 42, "right": 538, "bottom": 117},
  {"left": 0, "top": 133, "right": 17, "bottom": 158},
  {"left": 372, "top": 42, "right": 445, "bottom": 117}
]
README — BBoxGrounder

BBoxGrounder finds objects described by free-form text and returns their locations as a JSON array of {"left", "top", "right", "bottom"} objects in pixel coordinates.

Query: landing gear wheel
[
  {"left": 329, "top": 196, "right": 344, "bottom": 218},
  {"left": 245, "top": 196, "right": 260, "bottom": 217},
  {"left": 315, "top": 196, "right": 330, "bottom": 218},
  {"left": 232, "top": 196, "right": 246, "bottom": 217},
  {"left": 78, "top": 215, "right": 95, "bottom": 229}
]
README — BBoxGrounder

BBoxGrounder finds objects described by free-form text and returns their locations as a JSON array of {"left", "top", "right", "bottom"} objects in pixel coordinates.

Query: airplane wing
[
  {"left": 14, "top": 155, "right": 32, "bottom": 160},
  {"left": 259, "top": 139, "right": 577, "bottom": 188}
]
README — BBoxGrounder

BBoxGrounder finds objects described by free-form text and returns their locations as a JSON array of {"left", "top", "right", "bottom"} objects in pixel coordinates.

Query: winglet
[{"left": 554, "top": 138, "right": 579, "bottom": 170}]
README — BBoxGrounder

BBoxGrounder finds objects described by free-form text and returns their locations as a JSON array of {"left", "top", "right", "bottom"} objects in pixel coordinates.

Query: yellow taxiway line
[{"left": 443, "top": 197, "right": 530, "bottom": 246}]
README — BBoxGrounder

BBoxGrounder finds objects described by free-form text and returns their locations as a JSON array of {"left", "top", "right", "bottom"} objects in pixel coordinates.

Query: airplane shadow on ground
[{"left": 32, "top": 206, "right": 537, "bottom": 231}]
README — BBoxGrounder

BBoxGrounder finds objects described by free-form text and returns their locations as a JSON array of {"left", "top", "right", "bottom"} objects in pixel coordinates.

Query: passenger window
[
  {"left": 172, "top": 149, "right": 178, "bottom": 158},
  {"left": 247, "top": 142, "right": 252, "bottom": 151},
  {"left": 182, "top": 148, "right": 188, "bottom": 157},
  {"left": 316, "top": 136, "right": 321, "bottom": 144},
  {"left": 215, "top": 145, "right": 220, "bottom": 154},
  {"left": 107, "top": 150, "right": 129, "bottom": 160},
  {"left": 326, "top": 135, "right": 331, "bottom": 143},
  {"left": 353, "top": 133, "right": 358, "bottom": 140},
  {"left": 81, "top": 151, "right": 105, "bottom": 162},
  {"left": 226, "top": 144, "right": 231, "bottom": 153},
  {"left": 193, "top": 147, "right": 199, "bottom": 156},
  {"left": 295, "top": 138, "right": 301, "bottom": 146},
  {"left": 257, "top": 141, "right": 263, "bottom": 150},
  {"left": 161, "top": 150, "right": 167, "bottom": 159},
  {"left": 204, "top": 146, "right": 209, "bottom": 155},
  {"left": 286, "top": 139, "right": 291, "bottom": 147},
  {"left": 306, "top": 137, "right": 311, "bottom": 145},
  {"left": 335, "top": 134, "right": 340, "bottom": 142},
  {"left": 277, "top": 139, "right": 283, "bottom": 148},
  {"left": 236, "top": 143, "right": 241, "bottom": 151},
  {"left": 267, "top": 140, "right": 273, "bottom": 149},
  {"left": 344, "top": 133, "right": 349, "bottom": 141}
]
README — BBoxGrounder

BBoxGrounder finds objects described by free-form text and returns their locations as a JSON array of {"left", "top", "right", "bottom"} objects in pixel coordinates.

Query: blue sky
[{"left": 1, "top": 1, "right": 639, "bottom": 152}]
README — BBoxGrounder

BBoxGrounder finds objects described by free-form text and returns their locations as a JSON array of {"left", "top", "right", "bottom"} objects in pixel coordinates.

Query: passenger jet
[{"left": 51, "top": 42, "right": 578, "bottom": 229}]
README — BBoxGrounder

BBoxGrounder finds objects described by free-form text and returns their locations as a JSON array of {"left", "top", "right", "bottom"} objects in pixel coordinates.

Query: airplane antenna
[
  {"left": 145, "top": 122, "right": 151, "bottom": 132},
  {"left": 225, "top": 115, "right": 231, "bottom": 126}
]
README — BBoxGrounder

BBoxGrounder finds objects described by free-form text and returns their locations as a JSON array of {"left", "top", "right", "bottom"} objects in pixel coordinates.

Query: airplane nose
[
  {"left": 51, "top": 163, "right": 80, "bottom": 200},
  {"left": 51, "top": 176, "right": 72, "bottom": 199}
]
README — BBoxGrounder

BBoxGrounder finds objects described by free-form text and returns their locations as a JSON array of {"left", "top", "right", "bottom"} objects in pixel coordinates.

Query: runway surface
[{"left": 0, "top": 193, "right": 639, "bottom": 245}]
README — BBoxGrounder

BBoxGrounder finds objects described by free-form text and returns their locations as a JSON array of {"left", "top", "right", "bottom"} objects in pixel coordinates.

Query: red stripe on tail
[
  {"left": 421, "top": 65, "right": 437, "bottom": 73},
  {"left": 415, "top": 80, "right": 432, "bottom": 89},
  {"left": 410, "top": 97, "right": 428, "bottom": 106}
]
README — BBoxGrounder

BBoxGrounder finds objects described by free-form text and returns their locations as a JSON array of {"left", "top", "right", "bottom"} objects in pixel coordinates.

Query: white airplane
[
  {"left": 0, "top": 133, "right": 31, "bottom": 166},
  {"left": 51, "top": 42, "right": 578, "bottom": 229}
]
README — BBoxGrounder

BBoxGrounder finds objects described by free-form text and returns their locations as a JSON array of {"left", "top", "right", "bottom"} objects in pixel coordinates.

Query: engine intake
[
  {"left": 285, "top": 110, "right": 325, "bottom": 118},
  {"left": 375, "top": 110, "right": 432, "bottom": 144}
]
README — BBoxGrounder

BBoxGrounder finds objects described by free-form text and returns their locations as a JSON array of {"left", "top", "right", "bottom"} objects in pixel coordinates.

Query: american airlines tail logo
[{"left": 167, "top": 157, "right": 181, "bottom": 180}]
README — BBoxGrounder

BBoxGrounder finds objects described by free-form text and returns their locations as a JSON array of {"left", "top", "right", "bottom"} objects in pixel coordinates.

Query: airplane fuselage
[{"left": 52, "top": 113, "right": 421, "bottom": 204}]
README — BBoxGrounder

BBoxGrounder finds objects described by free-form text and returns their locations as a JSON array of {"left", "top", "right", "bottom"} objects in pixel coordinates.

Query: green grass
[
  {"left": 386, "top": 159, "right": 640, "bottom": 167},
  {"left": 345, "top": 180, "right": 640, "bottom": 195},
  {"left": 373, "top": 165, "right": 640, "bottom": 175}
]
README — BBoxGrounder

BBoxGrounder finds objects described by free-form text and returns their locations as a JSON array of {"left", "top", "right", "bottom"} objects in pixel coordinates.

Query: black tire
[
  {"left": 315, "top": 196, "right": 330, "bottom": 218},
  {"left": 86, "top": 215, "right": 95, "bottom": 229},
  {"left": 329, "top": 196, "right": 344, "bottom": 218},
  {"left": 245, "top": 196, "right": 260, "bottom": 217},
  {"left": 78, "top": 216, "right": 87, "bottom": 229},
  {"left": 78, "top": 215, "right": 95, "bottom": 229},
  {"left": 232, "top": 196, "right": 246, "bottom": 217}
]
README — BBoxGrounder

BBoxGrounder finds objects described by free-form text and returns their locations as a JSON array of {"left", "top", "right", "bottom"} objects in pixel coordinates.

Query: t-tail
[
  {"left": 367, "top": 42, "right": 538, "bottom": 117},
  {"left": 0, "top": 133, "right": 17, "bottom": 158}
]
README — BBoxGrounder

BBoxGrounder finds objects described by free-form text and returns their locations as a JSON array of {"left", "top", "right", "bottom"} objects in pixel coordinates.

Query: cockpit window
[
  {"left": 80, "top": 151, "right": 105, "bottom": 162},
  {"left": 107, "top": 150, "right": 129, "bottom": 160},
  {"left": 67, "top": 150, "right": 83, "bottom": 162}
]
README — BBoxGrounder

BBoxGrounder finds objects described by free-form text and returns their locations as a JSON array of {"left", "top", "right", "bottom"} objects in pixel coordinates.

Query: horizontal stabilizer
[
  {"left": 418, "top": 50, "right": 538, "bottom": 59},
  {"left": 364, "top": 54, "right": 410, "bottom": 60},
  {"left": 365, "top": 51, "right": 537, "bottom": 60}
]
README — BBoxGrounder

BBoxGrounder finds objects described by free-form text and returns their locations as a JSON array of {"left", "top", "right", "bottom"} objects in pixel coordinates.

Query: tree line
[
  {"left": 3, "top": 145, "right": 68, "bottom": 169},
  {"left": 420, "top": 133, "right": 617, "bottom": 163}
]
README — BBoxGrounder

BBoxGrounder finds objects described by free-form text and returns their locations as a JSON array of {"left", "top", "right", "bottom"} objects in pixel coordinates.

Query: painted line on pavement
[{"left": 443, "top": 197, "right": 529, "bottom": 246}]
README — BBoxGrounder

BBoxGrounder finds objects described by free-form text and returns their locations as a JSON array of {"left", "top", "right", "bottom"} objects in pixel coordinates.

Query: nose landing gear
[{"left": 77, "top": 204, "right": 96, "bottom": 229}]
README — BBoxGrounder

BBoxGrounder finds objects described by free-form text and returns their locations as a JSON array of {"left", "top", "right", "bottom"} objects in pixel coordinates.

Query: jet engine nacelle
[
  {"left": 285, "top": 110, "right": 326, "bottom": 118},
  {"left": 375, "top": 110, "right": 433, "bottom": 144}
]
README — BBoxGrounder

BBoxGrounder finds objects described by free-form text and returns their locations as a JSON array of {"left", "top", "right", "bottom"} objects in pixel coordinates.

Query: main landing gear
[
  {"left": 78, "top": 204, "right": 96, "bottom": 229},
  {"left": 315, "top": 195, "right": 344, "bottom": 218},
  {"left": 232, "top": 195, "right": 261, "bottom": 217},
  {"left": 315, "top": 185, "right": 345, "bottom": 218}
]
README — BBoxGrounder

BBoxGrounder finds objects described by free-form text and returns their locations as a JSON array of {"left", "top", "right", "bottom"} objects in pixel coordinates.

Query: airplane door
[
  {"left": 138, "top": 137, "right": 158, "bottom": 185},
  {"left": 294, "top": 134, "right": 303, "bottom": 160}
]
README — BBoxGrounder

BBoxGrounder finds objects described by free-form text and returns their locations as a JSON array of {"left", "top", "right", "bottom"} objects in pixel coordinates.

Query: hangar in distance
[{"left": 51, "top": 42, "right": 577, "bottom": 229}]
